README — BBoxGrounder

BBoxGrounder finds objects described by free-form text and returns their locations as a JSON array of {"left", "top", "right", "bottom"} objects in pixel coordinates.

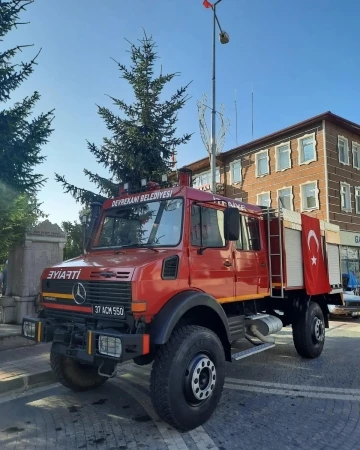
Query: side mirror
[{"left": 224, "top": 207, "right": 240, "bottom": 241}]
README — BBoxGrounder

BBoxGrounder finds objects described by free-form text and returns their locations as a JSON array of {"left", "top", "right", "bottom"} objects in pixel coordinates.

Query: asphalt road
[{"left": 1, "top": 318, "right": 360, "bottom": 450}]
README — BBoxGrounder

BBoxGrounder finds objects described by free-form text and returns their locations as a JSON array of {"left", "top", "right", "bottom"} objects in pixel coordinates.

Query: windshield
[{"left": 94, "top": 198, "right": 183, "bottom": 249}]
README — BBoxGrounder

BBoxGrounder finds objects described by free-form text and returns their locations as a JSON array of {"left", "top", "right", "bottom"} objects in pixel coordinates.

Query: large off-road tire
[
  {"left": 292, "top": 301, "right": 325, "bottom": 359},
  {"left": 150, "top": 325, "right": 226, "bottom": 431},
  {"left": 50, "top": 351, "right": 107, "bottom": 392}
]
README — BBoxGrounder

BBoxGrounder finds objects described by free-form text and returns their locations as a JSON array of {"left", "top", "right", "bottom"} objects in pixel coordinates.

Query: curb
[
  {"left": 0, "top": 334, "right": 36, "bottom": 351},
  {"left": 0, "top": 369, "right": 56, "bottom": 395},
  {"left": 0, "top": 360, "right": 138, "bottom": 396}
]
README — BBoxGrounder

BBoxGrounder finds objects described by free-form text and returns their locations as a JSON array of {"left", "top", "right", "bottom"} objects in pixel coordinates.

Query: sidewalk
[
  {"left": 0, "top": 324, "right": 36, "bottom": 351},
  {"left": 0, "top": 343, "right": 54, "bottom": 395}
]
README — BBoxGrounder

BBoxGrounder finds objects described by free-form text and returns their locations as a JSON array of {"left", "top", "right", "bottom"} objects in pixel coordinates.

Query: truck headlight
[
  {"left": 98, "top": 335, "right": 122, "bottom": 358},
  {"left": 23, "top": 320, "right": 36, "bottom": 338}
]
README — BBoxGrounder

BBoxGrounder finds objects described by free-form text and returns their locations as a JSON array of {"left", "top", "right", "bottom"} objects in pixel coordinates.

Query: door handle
[
  {"left": 224, "top": 261, "right": 232, "bottom": 268},
  {"left": 260, "top": 263, "right": 267, "bottom": 267}
]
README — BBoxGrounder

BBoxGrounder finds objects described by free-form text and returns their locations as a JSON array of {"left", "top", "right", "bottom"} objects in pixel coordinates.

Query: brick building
[{"left": 185, "top": 112, "right": 360, "bottom": 278}]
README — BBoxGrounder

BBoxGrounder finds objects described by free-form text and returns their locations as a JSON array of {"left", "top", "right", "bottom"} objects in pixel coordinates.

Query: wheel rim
[
  {"left": 312, "top": 316, "right": 325, "bottom": 344},
  {"left": 183, "top": 353, "right": 216, "bottom": 406}
]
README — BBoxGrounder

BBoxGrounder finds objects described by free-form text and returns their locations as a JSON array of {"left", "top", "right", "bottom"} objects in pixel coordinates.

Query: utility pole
[{"left": 204, "top": 0, "right": 230, "bottom": 194}]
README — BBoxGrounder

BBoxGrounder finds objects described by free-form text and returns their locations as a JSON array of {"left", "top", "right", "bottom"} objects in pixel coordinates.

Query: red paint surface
[
  {"left": 43, "top": 302, "right": 92, "bottom": 313},
  {"left": 40, "top": 185, "right": 333, "bottom": 320}
]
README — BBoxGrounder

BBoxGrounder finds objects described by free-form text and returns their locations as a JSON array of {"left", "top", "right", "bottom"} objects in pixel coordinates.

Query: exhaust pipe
[
  {"left": 245, "top": 315, "right": 283, "bottom": 343},
  {"left": 248, "top": 325, "right": 275, "bottom": 344}
]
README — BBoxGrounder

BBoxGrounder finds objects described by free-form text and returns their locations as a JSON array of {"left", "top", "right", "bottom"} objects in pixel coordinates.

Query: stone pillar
[{"left": 0, "top": 220, "right": 67, "bottom": 324}]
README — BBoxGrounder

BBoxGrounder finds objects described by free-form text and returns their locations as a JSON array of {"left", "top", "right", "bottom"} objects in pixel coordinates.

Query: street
[{"left": 1, "top": 319, "right": 360, "bottom": 450}]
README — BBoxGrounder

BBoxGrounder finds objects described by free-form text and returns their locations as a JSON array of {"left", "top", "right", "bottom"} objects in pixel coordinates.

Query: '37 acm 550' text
[{"left": 93, "top": 305, "right": 125, "bottom": 317}]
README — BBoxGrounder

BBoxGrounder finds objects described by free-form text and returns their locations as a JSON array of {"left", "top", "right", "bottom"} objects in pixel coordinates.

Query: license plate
[{"left": 93, "top": 305, "right": 125, "bottom": 318}]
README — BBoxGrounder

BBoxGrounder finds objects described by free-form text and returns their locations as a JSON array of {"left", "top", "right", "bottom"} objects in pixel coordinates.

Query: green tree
[
  {"left": 55, "top": 31, "right": 192, "bottom": 205},
  {"left": 0, "top": 0, "right": 54, "bottom": 262},
  {"left": 0, "top": 185, "right": 39, "bottom": 262},
  {"left": 61, "top": 209, "right": 88, "bottom": 261}
]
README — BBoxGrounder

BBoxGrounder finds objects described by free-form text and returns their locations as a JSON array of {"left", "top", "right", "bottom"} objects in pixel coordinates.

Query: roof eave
[{"left": 184, "top": 111, "right": 360, "bottom": 171}]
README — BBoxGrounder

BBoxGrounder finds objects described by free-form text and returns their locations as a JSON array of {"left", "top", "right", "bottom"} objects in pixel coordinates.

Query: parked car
[{"left": 328, "top": 292, "right": 360, "bottom": 318}]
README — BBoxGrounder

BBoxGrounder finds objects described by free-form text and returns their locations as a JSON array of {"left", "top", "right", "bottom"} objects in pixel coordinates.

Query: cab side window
[
  {"left": 236, "top": 215, "right": 243, "bottom": 250},
  {"left": 191, "top": 205, "right": 225, "bottom": 248},
  {"left": 236, "top": 215, "right": 261, "bottom": 251}
]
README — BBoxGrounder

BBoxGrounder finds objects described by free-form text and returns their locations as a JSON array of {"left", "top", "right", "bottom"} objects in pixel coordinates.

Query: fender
[{"left": 150, "top": 290, "right": 231, "bottom": 345}]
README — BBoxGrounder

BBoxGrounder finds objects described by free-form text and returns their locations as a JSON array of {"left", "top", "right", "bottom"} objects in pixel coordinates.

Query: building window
[
  {"left": 298, "top": 133, "right": 316, "bottom": 165},
  {"left": 341, "top": 246, "right": 360, "bottom": 281},
  {"left": 355, "top": 187, "right": 360, "bottom": 214},
  {"left": 215, "top": 168, "right": 220, "bottom": 183},
  {"left": 193, "top": 168, "right": 220, "bottom": 188},
  {"left": 340, "top": 182, "right": 352, "bottom": 212},
  {"left": 257, "top": 192, "right": 271, "bottom": 208},
  {"left": 301, "top": 181, "right": 319, "bottom": 211},
  {"left": 338, "top": 136, "right": 349, "bottom": 165},
  {"left": 230, "top": 160, "right": 242, "bottom": 184},
  {"left": 255, "top": 149, "right": 269, "bottom": 177},
  {"left": 277, "top": 187, "right": 293, "bottom": 210},
  {"left": 353, "top": 142, "right": 360, "bottom": 170},
  {"left": 275, "top": 142, "right": 291, "bottom": 171}
]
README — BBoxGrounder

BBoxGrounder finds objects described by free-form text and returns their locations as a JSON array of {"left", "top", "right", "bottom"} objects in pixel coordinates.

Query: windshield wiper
[
  {"left": 115, "top": 243, "right": 159, "bottom": 253},
  {"left": 137, "top": 244, "right": 159, "bottom": 253}
]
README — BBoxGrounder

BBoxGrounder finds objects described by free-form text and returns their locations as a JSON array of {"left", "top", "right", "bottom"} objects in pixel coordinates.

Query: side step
[
  {"left": 231, "top": 343, "right": 275, "bottom": 361},
  {"left": 245, "top": 313, "right": 269, "bottom": 321}
]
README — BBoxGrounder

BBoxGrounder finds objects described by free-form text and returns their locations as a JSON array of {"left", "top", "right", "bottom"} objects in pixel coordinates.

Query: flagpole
[
  {"left": 210, "top": 2, "right": 217, "bottom": 194},
  {"left": 206, "top": 0, "right": 228, "bottom": 195}
]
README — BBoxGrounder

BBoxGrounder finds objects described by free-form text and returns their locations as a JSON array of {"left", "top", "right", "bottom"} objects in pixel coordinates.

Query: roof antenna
[
  {"left": 251, "top": 84, "right": 254, "bottom": 141},
  {"left": 235, "top": 89, "right": 238, "bottom": 146}
]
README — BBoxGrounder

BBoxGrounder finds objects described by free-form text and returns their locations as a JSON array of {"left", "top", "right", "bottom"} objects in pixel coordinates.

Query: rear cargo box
[{"left": 268, "top": 208, "right": 342, "bottom": 292}]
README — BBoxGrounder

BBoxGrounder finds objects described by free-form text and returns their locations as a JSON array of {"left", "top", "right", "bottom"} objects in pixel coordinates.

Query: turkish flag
[
  {"left": 203, "top": 0, "right": 213, "bottom": 8},
  {"left": 301, "top": 214, "right": 331, "bottom": 295}
]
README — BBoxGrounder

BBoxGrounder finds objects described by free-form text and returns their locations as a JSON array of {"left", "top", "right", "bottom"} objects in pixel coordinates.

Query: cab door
[
  {"left": 189, "top": 204, "right": 235, "bottom": 302},
  {"left": 234, "top": 214, "right": 260, "bottom": 298}
]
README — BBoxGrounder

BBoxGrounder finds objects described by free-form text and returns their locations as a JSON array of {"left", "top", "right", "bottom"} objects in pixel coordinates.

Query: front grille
[
  {"left": 45, "top": 309, "right": 94, "bottom": 323},
  {"left": 42, "top": 280, "right": 132, "bottom": 310},
  {"left": 345, "top": 301, "right": 360, "bottom": 307},
  {"left": 89, "top": 270, "right": 134, "bottom": 281}
]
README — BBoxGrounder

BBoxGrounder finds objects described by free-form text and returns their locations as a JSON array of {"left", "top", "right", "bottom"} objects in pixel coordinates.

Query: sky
[{"left": 5, "top": 0, "right": 360, "bottom": 225}]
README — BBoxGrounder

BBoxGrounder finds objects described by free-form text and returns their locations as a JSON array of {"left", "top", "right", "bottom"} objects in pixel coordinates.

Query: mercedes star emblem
[{"left": 72, "top": 283, "right": 87, "bottom": 305}]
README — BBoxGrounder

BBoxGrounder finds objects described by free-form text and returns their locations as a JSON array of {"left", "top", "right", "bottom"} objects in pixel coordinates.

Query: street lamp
[{"left": 205, "top": 0, "right": 230, "bottom": 194}]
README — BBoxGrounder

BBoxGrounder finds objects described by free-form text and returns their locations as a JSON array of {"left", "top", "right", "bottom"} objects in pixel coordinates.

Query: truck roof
[{"left": 102, "top": 185, "right": 263, "bottom": 216}]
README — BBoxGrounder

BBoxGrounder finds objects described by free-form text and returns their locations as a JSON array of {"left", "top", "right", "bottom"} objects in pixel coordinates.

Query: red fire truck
[{"left": 21, "top": 170, "right": 344, "bottom": 431}]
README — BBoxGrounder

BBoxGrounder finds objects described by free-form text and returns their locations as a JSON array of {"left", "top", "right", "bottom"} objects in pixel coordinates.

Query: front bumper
[
  {"left": 21, "top": 316, "right": 150, "bottom": 364},
  {"left": 328, "top": 305, "right": 360, "bottom": 317}
]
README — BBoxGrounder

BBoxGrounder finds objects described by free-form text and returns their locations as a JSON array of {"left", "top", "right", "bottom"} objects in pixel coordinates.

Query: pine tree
[
  {"left": 0, "top": 0, "right": 54, "bottom": 195},
  {"left": 55, "top": 31, "right": 192, "bottom": 205},
  {"left": 0, "top": 0, "right": 54, "bottom": 262}
]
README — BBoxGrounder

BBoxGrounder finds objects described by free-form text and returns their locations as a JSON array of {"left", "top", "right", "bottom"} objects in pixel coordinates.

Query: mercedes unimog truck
[{"left": 21, "top": 169, "right": 344, "bottom": 431}]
